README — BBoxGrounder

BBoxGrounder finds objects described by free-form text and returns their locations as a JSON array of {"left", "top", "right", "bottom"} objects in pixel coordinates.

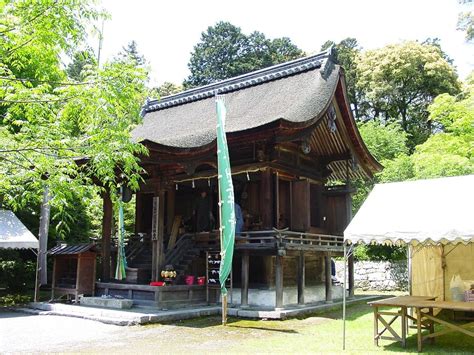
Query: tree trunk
[{"left": 38, "top": 185, "right": 51, "bottom": 285}]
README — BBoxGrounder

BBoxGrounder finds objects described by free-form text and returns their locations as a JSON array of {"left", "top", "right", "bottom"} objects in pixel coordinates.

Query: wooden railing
[{"left": 235, "top": 229, "right": 344, "bottom": 252}]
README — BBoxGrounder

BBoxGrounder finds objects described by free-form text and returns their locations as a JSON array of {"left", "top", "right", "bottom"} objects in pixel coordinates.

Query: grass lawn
[{"left": 128, "top": 302, "right": 474, "bottom": 354}]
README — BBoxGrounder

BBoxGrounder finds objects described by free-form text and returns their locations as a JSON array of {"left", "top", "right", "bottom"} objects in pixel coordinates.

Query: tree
[
  {"left": 153, "top": 82, "right": 183, "bottom": 98},
  {"left": 0, "top": 0, "right": 148, "bottom": 239},
  {"left": 118, "top": 40, "right": 146, "bottom": 66},
  {"left": 321, "top": 38, "right": 362, "bottom": 119},
  {"left": 66, "top": 48, "right": 97, "bottom": 81},
  {"left": 457, "top": 11, "right": 474, "bottom": 42},
  {"left": 352, "top": 121, "right": 409, "bottom": 211},
  {"left": 411, "top": 73, "right": 474, "bottom": 178},
  {"left": 356, "top": 41, "right": 460, "bottom": 149},
  {"left": 377, "top": 72, "right": 474, "bottom": 182},
  {"left": 184, "top": 22, "right": 304, "bottom": 88}
]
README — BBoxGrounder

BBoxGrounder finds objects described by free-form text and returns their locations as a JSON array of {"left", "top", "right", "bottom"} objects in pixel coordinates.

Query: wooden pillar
[
  {"left": 241, "top": 252, "right": 249, "bottom": 308},
  {"left": 274, "top": 172, "right": 280, "bottom": 227},
  {"left": 346, "top": 185, "right": 354, "bottom": 298},
  {"left": 152, "top": 190, "right": 166, "bottom": 280},
  {"left": 158, "top": 190, "right": 166, "bottom": 269},
  {"left": 297, "top": 251, "right": 305, "bottom": 305},
  {"left": 166, "top": 189, "right": 175, "bottom": 235},
  {"left": 348, "top": 254, "right": 355, "bottom": 298},
  {"left": 275, "top": 255, "right": 283, "bottom": 309},
  {"left": 135, "top": 192, "right": 143, "bottom": 234},
  {"left": 325, "top": 253, "right": 333, "bottom": 303},
  {"left": 261, "top": 169, "right": 274, "bottom": 229},
  {"left": 101, "top": 192, "right": 113, "bottom": 282}
]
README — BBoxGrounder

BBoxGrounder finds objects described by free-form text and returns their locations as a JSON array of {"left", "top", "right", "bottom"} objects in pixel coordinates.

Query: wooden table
[
  {"left": 368, "top": 296, "right": 435, "bottom": 348},
  {"left": 411, "top": 300, "right": 474, "bottom": 352}
]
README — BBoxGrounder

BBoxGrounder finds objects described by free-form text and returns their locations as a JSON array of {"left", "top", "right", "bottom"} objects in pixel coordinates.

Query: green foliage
[
  {"left": 357, "top": 121, "right": 409, "bottom": 161},
  {"left": 153, "top": 82, "right": 183, "bottom": 98},
  {"left": 353, "top": 244, "right": 406, "bottom": 262},
  {"left": 184, "top": 21, "right": 304, "bottom": 88},
  {"left": 66, "top": 48, "right": 97, "bottom": 81},
  {"left": 0, "top": 293, "right": 31, "bottom": 307},
  {"left": 356, "top": 41, "right": 460, "bottom": 149},
  {"left": 117, "top": 40, "right": 146, "bottom": 67},
  {"left": 0, "top": 250, "right": 35, "bottom": 292},
  {"left": 0, "top": 0, "right": 149, "bottom": 241}
]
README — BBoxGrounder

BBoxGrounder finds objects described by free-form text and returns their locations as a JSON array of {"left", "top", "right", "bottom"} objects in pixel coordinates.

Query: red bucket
[
  {"left": 197, "top": 276, "right": 206, "bottom": 285},
  {"left": 185, "top": 275, "right": 195, "bottom": 285}
]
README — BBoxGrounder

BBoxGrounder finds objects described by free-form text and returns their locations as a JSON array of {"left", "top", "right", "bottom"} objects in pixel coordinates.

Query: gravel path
[{"left": 0, "top": 311, "right": 126, "bottom": 353}]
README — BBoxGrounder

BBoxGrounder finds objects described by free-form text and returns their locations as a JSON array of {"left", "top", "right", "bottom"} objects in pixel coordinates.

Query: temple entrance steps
[{"left": 164, "top": 233, "right": 203, "bottom": 278}]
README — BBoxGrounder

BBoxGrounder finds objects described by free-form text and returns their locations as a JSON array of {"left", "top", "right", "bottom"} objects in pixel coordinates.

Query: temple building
[{"left": 96, "top": 48, "right": 381, "bottom": 310}]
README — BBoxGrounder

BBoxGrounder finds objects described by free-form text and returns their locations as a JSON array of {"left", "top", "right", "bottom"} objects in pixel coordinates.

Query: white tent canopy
[
  {"left": 344, "top": 175, "right": 474, "bottom": 246},
  {"left": 0, "top": 209, "right": 38, "bottom": 249}
]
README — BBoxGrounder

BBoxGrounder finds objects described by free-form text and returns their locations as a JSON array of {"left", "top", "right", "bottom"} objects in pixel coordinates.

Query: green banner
[
  {"left": 216, "top": 96, "right": 235, "bottom": 295},
  {"left": 115, "top": 187, "right": 127, "bottom": 280}
]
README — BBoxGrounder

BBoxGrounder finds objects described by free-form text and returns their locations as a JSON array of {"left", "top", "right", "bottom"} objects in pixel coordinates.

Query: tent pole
[
  {"left": 408, "top": 245, "right": 412, "bottom": 296},
  {"left": 343, "top": 243, "right": 347, "bottom": 350},
  {"left": 441, "top": 245, "right": 446, "bottom": 301}
]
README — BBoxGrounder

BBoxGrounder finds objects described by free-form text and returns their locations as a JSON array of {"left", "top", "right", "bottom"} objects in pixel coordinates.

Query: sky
[{"left": 98, "top": 0, "right": 474, "bottom": 87}]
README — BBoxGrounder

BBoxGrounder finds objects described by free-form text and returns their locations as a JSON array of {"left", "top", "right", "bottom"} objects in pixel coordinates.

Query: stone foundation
[{"left": 230, "top": 285, "right": 344, "bottom": 308}]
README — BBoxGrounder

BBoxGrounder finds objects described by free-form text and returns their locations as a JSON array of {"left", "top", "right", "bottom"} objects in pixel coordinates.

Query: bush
[
  {"left": 353, "top": 244, "right": 407, "bottom": 261},
  {"left": 0, "top": 293, "right": 31, "bottom": 307},
  {"left": 0, "top": 251, "right": 36, "bottom": 292}
]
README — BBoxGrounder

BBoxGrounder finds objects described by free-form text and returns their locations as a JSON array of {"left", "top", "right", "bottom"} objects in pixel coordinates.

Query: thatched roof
[{"left": 132, "top": 49, "right": 338, "bottom": 148}]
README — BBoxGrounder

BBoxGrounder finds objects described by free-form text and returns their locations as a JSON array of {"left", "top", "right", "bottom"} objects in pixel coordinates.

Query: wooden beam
[
  {"left": 157, "top": 190, "right": 165, "bottom": 273},
  {"left": 241, "top": 252, "right": 249, "bottom": 308},
  {"left": 297, "top": 251, "right": 305, "bottom": 305},
  {"left": 261, "top": 169, "right": 274, "bottom": 229},
  {"left": 325, "top": 253, "right": 333, "bottom": 303},
  {"left": 101, "top": 192, "right": 113, "bottom": 282},
  {"left": 275, "top": 255, "right": 283, "bottom": 309}
]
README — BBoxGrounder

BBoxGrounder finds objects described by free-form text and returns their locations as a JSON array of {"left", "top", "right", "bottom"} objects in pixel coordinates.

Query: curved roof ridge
[{"left": 143, "top": 47, "right": 335, "bottom": 113}]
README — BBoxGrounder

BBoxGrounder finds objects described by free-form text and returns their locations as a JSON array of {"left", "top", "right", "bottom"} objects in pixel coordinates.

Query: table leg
[
  {"left": 401, "top": 306, "right": 407, "bottom": 348},
  {"left": 374, "top": 306, "right": 379, "bottom": 346},
  {"left": 417, "top": 307, "right": 423, "bottom": 352},
  {"left": 428, "top": 307, "right": 435, "bottom": 344}
]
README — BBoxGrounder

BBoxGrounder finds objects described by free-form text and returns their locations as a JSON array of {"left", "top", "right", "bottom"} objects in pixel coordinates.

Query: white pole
[{"left": 343, "top": 243, "right": 347, "bottom": 350}]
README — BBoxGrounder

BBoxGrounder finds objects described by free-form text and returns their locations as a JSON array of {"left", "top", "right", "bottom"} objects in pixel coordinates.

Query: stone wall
[{"left": 335, "top": 260, "right": 408, "bottom": 291}]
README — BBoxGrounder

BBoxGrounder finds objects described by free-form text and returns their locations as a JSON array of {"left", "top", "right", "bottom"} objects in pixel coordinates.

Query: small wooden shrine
[
  {"left": 97, "top": 48, "right": 381, "bottom": 309},
  {"left": 49, "top": 243, "right": 96, "bottom": 302}
]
